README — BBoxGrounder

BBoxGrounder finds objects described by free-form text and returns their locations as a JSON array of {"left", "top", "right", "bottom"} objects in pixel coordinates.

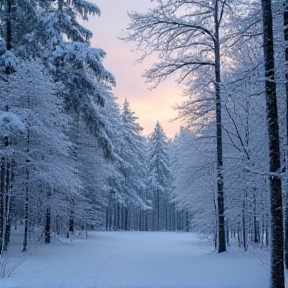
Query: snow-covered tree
[
  {"left": 147, "top": 122, "right": 170, "bottom": 231},
  {"left": 261, "top": 0, "right": 284, "bottom": 286},
  {"left": 21, "top": 0, "right": 115, "bottom": 158},
  {"left": 123, "top": 0, "right": 253, "bottom": 252},
  {"left": 0, "top": 59, "right": 81, "bottom": 249},
  {"left": 117, "top": 99, "right": 148, "bottom": 230},
  {"left": 0, "top": 0, "right": 116, "bottom": 160},
  {"left": 0, "top": 110, "right": 24, "bottom": 254},
  {"left": 170, "top": 126, "right": 218, "bottom": 239}
]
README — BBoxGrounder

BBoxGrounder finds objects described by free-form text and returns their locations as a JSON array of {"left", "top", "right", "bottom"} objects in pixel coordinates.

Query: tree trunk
[
  {"left": 145, "top": 210, "right": 148, "bottom": 231},
  {"left": 156, "top": 189, "right": 160, "bottom": 231},
  {"left": 266, "top": 224, "right": 269, "bottom": 247},
  {"left": 22, "top": 167, "right": 29, "bottom": 252},
  {"left": 283, "top": 0, "right": 288, "bottom": 270},
  {"left": 214, "top": 0, "right": 226, "bottom": 253},
  {"left": 124, "top": 207, "right": 128, "bottom": 231},
  {"left": 226, "top": 218, "right": 229, "bottom": 246},
  {"left": 22, "top": 95, "right": 31, "bottom": 253},
  {"left": 45, "top": 207, "right": 51, "bottom": 244},
  {"left": 261, "top": 0, "right": 285, "bottom": 286},
  {"left": 68, "top": 210, "right": 74, "bottom": 235},
  {"left": 242, "top": 198, "right": 247, "bottom": 251},
  {"left": 56, "top": 214, "right": 60, "bottom": 235},
  {"left": 253, "top": 191, "right": 259, "bottom": 243},
  {"left": 67, "top": 198, "right": 75, "bottom": 238},
  {"left": 186, "top": 211, "right": 189, "bottom": 232},
  {"left": 0, "top": 157, "right": 5, "bottom": 255},
  {"left": 237, "top": 229, "right": 242, "bottom": 248},
  {"left": 108, "top": 204, "right": 112, "bottom": 231},
  {"left": 3, "top": 159, "right": 11, "bottom": 250},
  {"left": 118, "top": 203, "right": 121, "bottom": 230},
  {"left": 5, "top": 0, "right": 12, "bottom": 74}
]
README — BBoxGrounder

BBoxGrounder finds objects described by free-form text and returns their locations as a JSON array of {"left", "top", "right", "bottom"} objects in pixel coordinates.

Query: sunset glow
[{"left": 85, "top": 0, "right": 184, "bottom": 138}]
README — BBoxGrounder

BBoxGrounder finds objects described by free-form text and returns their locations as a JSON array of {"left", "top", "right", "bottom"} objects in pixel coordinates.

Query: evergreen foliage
[{"left": 0, "top": 4, "right": 287, "bottom": 286}]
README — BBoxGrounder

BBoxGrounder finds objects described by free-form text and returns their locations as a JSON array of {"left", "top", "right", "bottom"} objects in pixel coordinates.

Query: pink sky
[{"left": 83, "top": 0, "right": 183, "bottom": 138}]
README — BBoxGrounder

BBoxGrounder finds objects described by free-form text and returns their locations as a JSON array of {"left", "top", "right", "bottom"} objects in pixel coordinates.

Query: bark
[
  {"left": 261, "top": 0, "right": 285, "bottom": 287},
  {"left": 0, "top": 157, "right": 5, "bottom": 255},
  {"left": 237, "top": 229, "right": 242, "bottom": 247},
  {"left": 139, "top": 210, "right": 142, "bottom": 231},
  {"left": 22, "top": 110, "right": 30, "bottom": 252},
  {"left": 68, "top": 210, "right": 74, "bottom": 234},
  {"left": 145, "top": 210, "right": 148, "bottom": 231},
  {"left": 117, "top": 203, "right": 121, "bottom": 230},
  {"left": 266, "top": 225, "right": 269, "bottom": 247},
  {"left": 109, "top": 201, "right": 113, "bottom": 230},
  {"left": 261, "top": 221, "right": 265, "bottom": 249},
  {"left": 226, "top": 218, "right": 229, "bottom": 246},
  {"left": 22, "top": 166, "right": 29, "bottom": 252},
  {"left": 124, "top": 207, "right": 128, "bottom": 231},
  {"left": 242, "top": 198, "right": 247, "bottom": 251},
  {"left": 214, "top": 0, "right": 226, "bottom": 253},
  {"left": 3, "top": 160, "right": 11, "bottom": 250},
  {"left": 157, "top": 190, "right": 160, "bottom": 231},
  {"left": 105, "top": 206, "right": 109, "bottom": 231},
  {"left": 5, "top": 0, "right": 12, "bottom": 74},
  {"left": 253, "top": 191, "right": 259, "bottom": 243},
  {"left": 45, "top": 207, "right": 51, "bottom": 244},
  {"left": 56, "top": 214, "right": 60, "bottom": 235},
  {"left": 114, "top": 202, "right": 118, "bottom": 230},
  {"left": 67, "top": 197, "right": 75, "bottom": 237},
  {"left": 283, "top": 0, "right": 288, "bottom": 269},
  {"left": 185, "top": 211, "right": 189, "bottom": 232}
]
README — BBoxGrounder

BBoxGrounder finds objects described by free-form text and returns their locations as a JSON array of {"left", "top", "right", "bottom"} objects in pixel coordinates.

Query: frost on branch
[
  {"left": 0, "top": 112, "right": 25, "bottom": 134},
  {"left": 70, "top": 0, "right": 101, "bottom": 20},
  {"left": 0, "top": 51, "right": 17, "bottom": 74},
  {"left": 52, "top": 43, "right": 115, "bottom": 85},
  {"left": 0, "top": 111, "right": 25, "bottom": 148}
]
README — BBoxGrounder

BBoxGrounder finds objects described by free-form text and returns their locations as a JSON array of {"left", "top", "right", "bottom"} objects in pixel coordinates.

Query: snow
[
  {"left": 1, "top": 51, "right": 17, "bottom": 71},
  {"left": 1, "top": 231, "right": 270, "bottom": 288},
  {"left": 0, "top": 111, "right": 25, "bottom": 136}
]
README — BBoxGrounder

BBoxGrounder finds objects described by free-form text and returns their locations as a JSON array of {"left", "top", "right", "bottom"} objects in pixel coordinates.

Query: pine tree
[
  {"left": 118, "top": 99, "right": 148, "bottom": 230},
  {"left": 0, "top": 0, "right": 116, "bottom": 159},
  {"left": 0, "top": 59, "right": 80, "bottom": 249},
  {"left": 147, "top": 122, "right": 170, "bottom": 231}
]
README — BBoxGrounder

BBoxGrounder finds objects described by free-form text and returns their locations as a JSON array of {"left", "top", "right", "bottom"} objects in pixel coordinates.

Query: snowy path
[{"left": 1, "top": 231, "right": 269, "bottom": 288}]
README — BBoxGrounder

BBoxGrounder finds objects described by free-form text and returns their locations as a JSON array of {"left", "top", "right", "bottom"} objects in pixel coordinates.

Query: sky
[{"left": 82, "top": 0, "right": 183, "bottom": 138}]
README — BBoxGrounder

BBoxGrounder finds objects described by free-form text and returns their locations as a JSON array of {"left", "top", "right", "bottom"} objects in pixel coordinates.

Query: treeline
[
  {"left": 124, "top": 1, "right": 288, "bottom": 287},
  {"left": 2, "top": 3, "right": 288, "bottom": 285},
  {"left": 0, "top": 0, "right": 188, "bottom": 256}
]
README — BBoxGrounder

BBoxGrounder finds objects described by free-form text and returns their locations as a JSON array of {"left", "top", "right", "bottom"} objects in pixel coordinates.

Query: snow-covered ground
[{"left": 1, "top": 231, "right": 270, "bottom": 288}]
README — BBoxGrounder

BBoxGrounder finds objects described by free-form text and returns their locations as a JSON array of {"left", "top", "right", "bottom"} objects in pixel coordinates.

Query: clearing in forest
[{"left": 1, "top": 231, "right": 269, "bottom": 288}]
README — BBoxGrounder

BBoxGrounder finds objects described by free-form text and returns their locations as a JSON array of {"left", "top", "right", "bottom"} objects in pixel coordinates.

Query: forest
[{"left": 0, "top": 0, "right": 287, "bottom": 287}]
